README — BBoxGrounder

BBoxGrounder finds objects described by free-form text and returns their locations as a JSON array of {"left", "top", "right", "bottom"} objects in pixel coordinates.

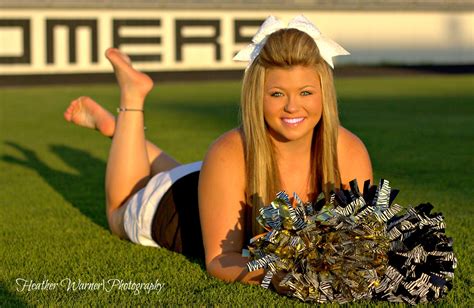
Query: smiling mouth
[{"left": 282, "top": 117, "right": 305, "bottom": 125}]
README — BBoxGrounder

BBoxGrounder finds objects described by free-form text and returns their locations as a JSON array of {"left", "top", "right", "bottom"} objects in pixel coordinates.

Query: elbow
[
  {"left": 205, "top": 255, "right": 240, "bottom": 283},
  {"left": 205, "top": 256, "right": 224, "bottom": 281},
  {"left": 204, "top": 253, "right": 259, "bottom": 284}
]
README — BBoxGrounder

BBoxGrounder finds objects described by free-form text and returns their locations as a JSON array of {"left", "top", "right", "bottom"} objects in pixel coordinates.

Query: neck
[
  {"left": 270, "top": 134, "right": 313, "bottom": 162},
  {"left": 270, "top": 133, "right": 314, "bottom": 203}
]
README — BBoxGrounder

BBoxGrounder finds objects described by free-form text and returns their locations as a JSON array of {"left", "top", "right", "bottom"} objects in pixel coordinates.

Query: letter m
[{"left": 46, "top": 19, "right": 98, "bottom": 64}]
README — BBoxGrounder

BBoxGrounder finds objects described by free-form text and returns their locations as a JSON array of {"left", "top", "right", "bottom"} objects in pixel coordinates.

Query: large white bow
[{"left": 233, "top": 15, "right": 350, "bottom": 69}]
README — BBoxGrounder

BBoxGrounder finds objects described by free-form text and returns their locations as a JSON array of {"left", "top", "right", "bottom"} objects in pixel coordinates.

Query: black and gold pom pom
[{"left": 244, "top": 179, "right": 456, "bottom": 304}]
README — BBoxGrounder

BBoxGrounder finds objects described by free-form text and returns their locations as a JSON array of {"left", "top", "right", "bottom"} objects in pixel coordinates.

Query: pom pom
[
  {"left": 245, "top": 179, "right": 457, "bottom": 304},
  {"left": 373, "top": 202, "right": 457, "bottom": 304}
]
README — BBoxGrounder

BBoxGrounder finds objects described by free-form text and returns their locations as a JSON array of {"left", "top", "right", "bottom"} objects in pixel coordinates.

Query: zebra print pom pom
[{"left": 244, "top": 179, "right": 456, "bottom": 304}]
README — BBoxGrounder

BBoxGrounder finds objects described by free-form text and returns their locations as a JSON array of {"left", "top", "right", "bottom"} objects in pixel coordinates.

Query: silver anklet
[
  {"left": 116, "top": 107, "right": 146, "bottom": 130},
  {"left": 117, "top": 107, "right": 144, "bottom": 113}
]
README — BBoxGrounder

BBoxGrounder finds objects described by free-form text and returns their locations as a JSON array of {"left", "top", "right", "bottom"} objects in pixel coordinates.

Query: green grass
[{"left": 1, "top": 75, "right": 473, "bottom": 306}]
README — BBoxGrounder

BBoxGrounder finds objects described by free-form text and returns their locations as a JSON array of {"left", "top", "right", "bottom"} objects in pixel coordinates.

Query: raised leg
[
  {"left": 64, "top": 96, "right": 180, "bottom": 176},
  {"left": 64, "top": 48, "right": 180, "bottom": 238},
  {"left": 105, "top": 48, "right": 153, "bottom": 238}
]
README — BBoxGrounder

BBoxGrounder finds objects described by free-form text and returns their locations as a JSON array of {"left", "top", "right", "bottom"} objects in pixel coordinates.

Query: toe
[
  {"left": 106, "top": 48, "right": 133, "bottom": 69},
  {"left": 64, "top": 110, "right": 71, "bottom": 121},
  {"left": 105, "top": 48, "right": 117, "bottom": 58}
]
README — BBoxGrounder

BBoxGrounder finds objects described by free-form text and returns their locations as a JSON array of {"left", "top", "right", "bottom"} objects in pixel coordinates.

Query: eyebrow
[
  {"left": 266, "top": 85, "right": 317, "bottom": 91},
  {"left": 299, "top": 85, "right": 317, "bottom": 90}
]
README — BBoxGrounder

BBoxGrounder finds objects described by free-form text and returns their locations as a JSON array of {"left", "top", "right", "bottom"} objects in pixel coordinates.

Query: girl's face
[{"left": 263, "top": 65, "right": 322, "bottom": 144}]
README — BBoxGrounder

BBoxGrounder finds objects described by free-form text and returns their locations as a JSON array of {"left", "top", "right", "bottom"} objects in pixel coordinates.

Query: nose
[{"left": 283, "top": 96, "right": 300, "bottom": 113}]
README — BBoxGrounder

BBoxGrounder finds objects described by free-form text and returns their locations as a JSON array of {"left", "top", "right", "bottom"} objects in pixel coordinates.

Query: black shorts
[{"left": 151, "top": 170, "right": 204, "bottom": 260}]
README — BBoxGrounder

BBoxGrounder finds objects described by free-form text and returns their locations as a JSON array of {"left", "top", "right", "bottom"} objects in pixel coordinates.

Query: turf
[{"left": 1, "top": 74, "right": 473, "bottom": 306}]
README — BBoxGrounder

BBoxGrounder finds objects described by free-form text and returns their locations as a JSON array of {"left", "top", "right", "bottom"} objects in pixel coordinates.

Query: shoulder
[
  {"left": 210, "top": 128, "right": 244, "bottom": 150},
  {"left": 200, "top": 128, "right": 246, "bottom": 192},
  {"left": 337, "top": 126, "right": 367, "bottom": 156},
  {"left": 203, "top": 128, "right": 245, "bottom": 167},
  {"left": 337, "top": 126, "right": 373, "bottom": 188}
]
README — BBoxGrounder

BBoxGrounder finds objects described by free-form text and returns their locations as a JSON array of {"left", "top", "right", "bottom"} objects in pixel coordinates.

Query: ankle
[
  {"left": 120, "top": 82, "right": 152, "bottom": 99},
  {"left": 119, "top": 96, "right": 145, "bottom": 110}
]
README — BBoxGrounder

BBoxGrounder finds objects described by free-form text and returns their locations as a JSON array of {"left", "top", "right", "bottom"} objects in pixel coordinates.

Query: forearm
[{"left": 207, "top": 252, "right": 265, "bottom": 284}]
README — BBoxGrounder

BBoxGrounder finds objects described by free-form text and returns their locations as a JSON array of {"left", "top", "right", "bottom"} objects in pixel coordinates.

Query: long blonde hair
[{"left": 240, "top": 29, "right": 341, "bottom": 236}]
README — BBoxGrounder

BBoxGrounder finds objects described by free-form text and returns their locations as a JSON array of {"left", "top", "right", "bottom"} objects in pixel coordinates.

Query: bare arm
[
  {"left": 199, "top": 127, "right": 372, "bottom": 284},
  {"left": 337, "top": 126, "right": 373, "bottom": 191},
  {"left": 198, "top": 129, "right": 264, "bottom": 284}
]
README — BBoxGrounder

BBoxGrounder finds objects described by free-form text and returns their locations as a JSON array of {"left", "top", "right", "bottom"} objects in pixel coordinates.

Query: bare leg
[
  {"left": 73, "top": 48, "right": 178, "bottom": 238},
  {"left": 64, "top": 96, "right": 180, "bottom": 175},
  {"left": 103, "top": 48, "right": 152, "bottom": 237}
]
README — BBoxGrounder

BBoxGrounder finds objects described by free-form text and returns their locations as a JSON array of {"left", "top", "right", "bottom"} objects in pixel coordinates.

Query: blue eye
[
  {"left": 271, "top": 92, "right": 284, "bottom": 97},
  {"left": 301, "top": 91, "right": 312, "bottom": 96}
]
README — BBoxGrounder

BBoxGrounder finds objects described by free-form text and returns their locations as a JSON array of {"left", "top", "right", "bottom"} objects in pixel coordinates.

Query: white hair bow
[{"left": 233, "top": 15, "right": 350, "bottom": 69}]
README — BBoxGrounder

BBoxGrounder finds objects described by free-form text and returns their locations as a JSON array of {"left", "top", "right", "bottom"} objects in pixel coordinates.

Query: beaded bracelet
[{"left": 117, "top": 107, "right": 144, "bottom": 113}]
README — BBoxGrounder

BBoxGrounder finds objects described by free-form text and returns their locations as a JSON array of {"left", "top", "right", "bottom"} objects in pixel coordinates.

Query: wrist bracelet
[{"left": 117, "top": 107, "right": 144, "bottom": 113}]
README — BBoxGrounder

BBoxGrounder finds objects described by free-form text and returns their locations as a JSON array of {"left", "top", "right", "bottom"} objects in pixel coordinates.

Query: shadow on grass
[
  {"left": 2, "top": 141, "right": 108, "bottom": 229},
  {"left": 2, "top": 141, "right": 208, "bottom": 268},
  {"left": 0, "top": 281, "right": 28, "bottom": 307}
]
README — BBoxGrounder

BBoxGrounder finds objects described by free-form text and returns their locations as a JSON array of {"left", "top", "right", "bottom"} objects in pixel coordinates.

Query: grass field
[{"left": 1, "top": 74, "right": 473, "bottom": 306}]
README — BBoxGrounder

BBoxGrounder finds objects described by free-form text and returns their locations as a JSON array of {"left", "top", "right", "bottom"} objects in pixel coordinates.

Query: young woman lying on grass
[{"left": 64, "top": 15, "right": 372, "bottom": 288}]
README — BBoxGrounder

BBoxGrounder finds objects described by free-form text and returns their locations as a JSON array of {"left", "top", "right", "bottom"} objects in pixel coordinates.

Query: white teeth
[{"left": 283, "top": 117, "right": 304, "bottom": 124}]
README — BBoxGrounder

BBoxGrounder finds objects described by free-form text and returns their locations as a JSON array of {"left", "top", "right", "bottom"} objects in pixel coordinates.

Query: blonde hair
[{"left": 240, "top": 29, "right": 341, "bottom": 236}]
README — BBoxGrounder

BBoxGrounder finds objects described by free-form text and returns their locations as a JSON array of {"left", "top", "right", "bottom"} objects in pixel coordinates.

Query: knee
[{"left": 107, "top": 206, "right": 129, "bottom": 240}]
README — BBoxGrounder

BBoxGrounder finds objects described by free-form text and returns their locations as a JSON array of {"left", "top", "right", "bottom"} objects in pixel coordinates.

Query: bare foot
[
  {"left": 64, "top": 96, "right": 116, "bottom": 137},
  {"left": 105, "top": 48, "right": 153, "bottom": 106}
]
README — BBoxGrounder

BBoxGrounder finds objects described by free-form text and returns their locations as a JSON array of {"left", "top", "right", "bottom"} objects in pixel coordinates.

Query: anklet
[
  {"left": 117, "top": 107, "right": 144, "bottom": 113},
  {"left": 116, "top": 107, "right": 146, "bottom": 130}
]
